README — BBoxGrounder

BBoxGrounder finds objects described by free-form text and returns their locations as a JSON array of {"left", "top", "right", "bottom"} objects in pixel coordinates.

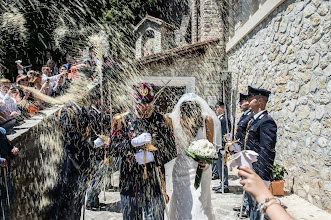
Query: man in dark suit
[
  {"left": 233, "top": 93, "right": 254, "bottom": 218},
  {"left": 212, "top": 100, "right": 231, "bottom": 193},
  {"left": 86, "top": 92, "right": 112, "bottom": 210},
  {"left": 245, "top": 86, "right": 277, "bottom": 220},
  {"left": 109, "top": 83, "right": 177, "bottom": 220},
  {"left": 56, "top": 100, "right": 104, "bottom": 220},
  {"left": 236, "top": 93, "right": 254, "bottom": 149}
]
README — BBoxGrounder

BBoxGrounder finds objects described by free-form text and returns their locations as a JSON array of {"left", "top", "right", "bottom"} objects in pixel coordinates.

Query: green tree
[
  {"left": 0, "top": 0, "right": 107, "bottom": 80},
  {"left": 0, "top": 0, "right": 186, "bottom": 80}
]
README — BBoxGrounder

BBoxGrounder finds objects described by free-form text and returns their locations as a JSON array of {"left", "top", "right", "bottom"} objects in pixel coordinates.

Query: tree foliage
[
  {"left": 0, "top": 0, "right": 186, "bottom": 80},
  {"left": 0, "top": 0, "right": 107, "bottom": 80}
]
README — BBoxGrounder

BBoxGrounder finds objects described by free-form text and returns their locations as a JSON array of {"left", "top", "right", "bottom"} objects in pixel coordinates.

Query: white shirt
[
  {"left": 91, "top": 105, "right": 100, "bottom": 114},
  {"left": 218, "top": 113, "right": 224, "bottom": 119},
  {"left": 253, "top": 110, "right": 266, "bottom": 120},
  {"left": 244, "top": 109, "right": 251, "bottom": 115},
  {"left": 42, "top": 73, "right": 62, "bottom": 84},
  {"left": 0, "top": 91, "right": 21, "bottom": 121}
]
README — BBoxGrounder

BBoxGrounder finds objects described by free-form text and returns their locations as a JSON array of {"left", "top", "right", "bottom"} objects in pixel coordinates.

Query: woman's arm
[
  {"left": 205, "top": 115, "right": 214, "bottom": 144},
  {"left": 238, "top": 166, "right": 294, "bottom": 220},
  {"left": 40, "top": 81, "right": 50, "bottom": 95},
  {"left": 198, "top": 115, "right": 215, "bottom": 170}
]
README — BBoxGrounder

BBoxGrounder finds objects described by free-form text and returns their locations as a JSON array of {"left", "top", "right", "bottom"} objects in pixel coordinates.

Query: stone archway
[{"left": 135, "top": 76, "right": 195, "bottom": 114}]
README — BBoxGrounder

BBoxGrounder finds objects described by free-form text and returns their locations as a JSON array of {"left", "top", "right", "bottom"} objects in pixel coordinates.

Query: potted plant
[{"left": 270, "top": 163, "right": 288, "bottom": 196}]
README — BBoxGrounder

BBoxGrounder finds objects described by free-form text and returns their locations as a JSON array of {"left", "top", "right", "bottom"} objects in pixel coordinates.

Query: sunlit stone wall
[
  {"left": 9, "top": 107, "right": 63, "bottom": 220},
  {"left": 132, "top": 41, "right": 228, "bottom": 101},
  {"left": 200, "top": 0, "right": 225, "bottom": 41},
  {"left": 228, "top": 0, "right": 331, "bottom": 211}
]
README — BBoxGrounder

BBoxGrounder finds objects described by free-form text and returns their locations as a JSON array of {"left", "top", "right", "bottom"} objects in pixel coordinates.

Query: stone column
[
  {"left": 200, "top": 0, "right": 224, "bottom": 41},
  {"left": 228, "top": 0, "right": 235, "bottom": 38},
  {"left": 191, "top": 0, "right": 198, "bottom": 43},
  {"left": 135, "top": 34, "right": 142, "bottom": 59}
]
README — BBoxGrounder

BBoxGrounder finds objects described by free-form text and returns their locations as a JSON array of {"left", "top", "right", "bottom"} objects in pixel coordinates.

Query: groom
[{"left": 109, "top": 83, "right": 177, "bottom": 220}]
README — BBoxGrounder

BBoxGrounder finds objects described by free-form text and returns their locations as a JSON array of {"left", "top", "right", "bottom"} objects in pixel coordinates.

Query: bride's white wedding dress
[
  {"left": 167, "top": 123, "right": 214, "bottom": 220},
  {"left": 165, "top": 93, "right": 221, "bottom": 220}
]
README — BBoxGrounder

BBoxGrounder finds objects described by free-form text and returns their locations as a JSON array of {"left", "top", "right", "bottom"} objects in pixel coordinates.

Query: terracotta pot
[{"left": 270, "top": 180, "right": 285, "bottom": 196}]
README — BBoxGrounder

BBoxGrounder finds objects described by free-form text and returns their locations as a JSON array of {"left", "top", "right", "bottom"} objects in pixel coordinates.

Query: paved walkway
[{"left": 85, "top": 168, "right": 331, "bottom": 220}]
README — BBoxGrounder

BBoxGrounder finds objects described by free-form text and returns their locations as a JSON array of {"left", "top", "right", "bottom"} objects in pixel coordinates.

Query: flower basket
[{"left": 270, "top": 180, "right": 285, "bottom": 196}]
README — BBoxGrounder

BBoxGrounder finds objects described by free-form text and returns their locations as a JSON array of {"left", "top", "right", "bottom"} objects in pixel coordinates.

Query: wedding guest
[
  {"left": 16, "top": 75, "right": 34, "bottom": 105},
  {"left": 26, "top": 70, "right": 35, "bottom": 81},
  {"left": 51, "top": 75, "right": 70, "bottom": 97},
  {"left": 63, "top": 54, "right": 73, "bottom": 71},
  {"left": 82, "top": 47, "right": 98, "bottom": 72},
  {"left": 0, "top": 127, "right": 20, "bottom": 219},
  {"left": 16, "top": 60, "right": 24, "bottom": 75},
  {"left": 44, "top": 50, "right": 52, "bottom": 64},
  {"left": 41, "top": 66, "right": 65, "bottom": 95},
  {"left": 0, "top": 79, "right": 21, "bottom": 131},
  {"left": 30, "top": 72, "right": 50, "bottom": 96},
  {"left": 238, "top": 166, "right": 293, "bottom": 220},
  {"left": 29, "top": 71, "right": 50, "bottom": 110},
  {"left": 46, "top": 59, "right": 58, "bottom": 76}
]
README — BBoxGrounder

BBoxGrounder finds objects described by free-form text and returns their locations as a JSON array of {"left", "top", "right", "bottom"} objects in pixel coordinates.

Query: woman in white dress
[{"left": 165, "top": 93, "right": 222, "bottom": 220}]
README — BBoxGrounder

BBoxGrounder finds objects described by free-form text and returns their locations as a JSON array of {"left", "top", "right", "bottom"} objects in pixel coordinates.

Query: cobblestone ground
[{"left": 85, "top": 168, "right": 331, "bottom": 220}]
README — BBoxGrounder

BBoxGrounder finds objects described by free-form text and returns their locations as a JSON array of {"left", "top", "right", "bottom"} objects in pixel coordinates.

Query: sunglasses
[{"left": 19, "top": 78, "right": 29, "bottom": 82}]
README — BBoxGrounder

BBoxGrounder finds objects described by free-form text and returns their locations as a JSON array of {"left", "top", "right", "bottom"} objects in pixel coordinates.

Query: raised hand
[{"left": 11, "top": 147, "right": 20, "bottom": 155}]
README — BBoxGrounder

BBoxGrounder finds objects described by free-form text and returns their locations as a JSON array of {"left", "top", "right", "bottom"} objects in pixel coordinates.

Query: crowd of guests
[
  {"left": 0, "top": 56, "right": 72, "bottom": 131},
  {"left": 0, "top": 49, "right": 116, "bottom": 133},
  {"left": 0, "top": 49, "right": 116, "bottom": 220}
]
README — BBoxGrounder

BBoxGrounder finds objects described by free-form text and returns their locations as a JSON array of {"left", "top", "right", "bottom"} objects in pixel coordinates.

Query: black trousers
[{"left": 57, "top": 174, "right": 88, "bottom": 220}]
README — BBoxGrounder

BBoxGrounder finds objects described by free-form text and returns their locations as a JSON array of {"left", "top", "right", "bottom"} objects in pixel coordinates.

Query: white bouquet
[{"left": 185, "top": 139, "right": 218, "bottom": 189}]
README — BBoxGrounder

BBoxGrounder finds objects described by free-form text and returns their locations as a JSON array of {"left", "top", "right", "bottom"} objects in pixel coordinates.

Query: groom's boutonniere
[{"left": 185, "top": 139, "right": 218, "bottom": 189}]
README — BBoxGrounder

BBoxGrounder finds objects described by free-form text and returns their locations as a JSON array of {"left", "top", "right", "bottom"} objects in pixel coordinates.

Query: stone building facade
[
  {"left": 191, "top": 0, "right": 226, "bottom": 42},
  {"left": 6, "top": 0, "right": 331, "bottom": 217},
  {"left": 227, "top": 0, "right": 331, "bottom": 211},
  {"left": 132, "top": 38, "right": 227, "bottom": 107},
  {"left": 134, "top": 15, "right": 176, "bottom": 59}
]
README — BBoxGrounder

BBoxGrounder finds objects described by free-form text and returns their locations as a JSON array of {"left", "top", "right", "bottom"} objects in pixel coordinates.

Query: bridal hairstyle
[
  {"left": 169, "top": 93, "right": 222, "bottom": 148},
  {"left": 180, "top": 101, "right": 203, "bottom": 138}
]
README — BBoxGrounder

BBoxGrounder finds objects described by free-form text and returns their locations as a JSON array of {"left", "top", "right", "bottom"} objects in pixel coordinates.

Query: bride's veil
[
  {"left": 164, "top": 93, "right": 222, "bottom": 218},
  {"left": 168, "top": 93, "right": 222, "bottom": 148}
]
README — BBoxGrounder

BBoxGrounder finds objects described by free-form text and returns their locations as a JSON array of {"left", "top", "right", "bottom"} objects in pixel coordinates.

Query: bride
[{"left": 165, "top": 93, "right": 222, "bottom": 220}]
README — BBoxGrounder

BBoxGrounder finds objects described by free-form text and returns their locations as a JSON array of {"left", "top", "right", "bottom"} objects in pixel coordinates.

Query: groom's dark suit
[{"left": 109, "top": 110, "right": 176, "bottom": 220}]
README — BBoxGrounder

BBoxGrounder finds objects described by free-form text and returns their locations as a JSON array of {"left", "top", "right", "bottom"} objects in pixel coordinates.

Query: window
[{"left": 142, "top": 30, "right": 155, "bottom": 57}]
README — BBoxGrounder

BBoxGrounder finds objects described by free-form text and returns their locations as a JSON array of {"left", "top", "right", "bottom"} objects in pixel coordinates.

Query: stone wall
[
  {"left": 129, "top": 41, "right": 229, "bottom": 104},
  {"left": 8, "top": 107, "right": 63, "bottom": 220},
  {"left": 227, "top": 0, "right": 331, "bottom": 211},
  {"left": 200, "top": 0, "right": 225, "bottom": 41}
]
